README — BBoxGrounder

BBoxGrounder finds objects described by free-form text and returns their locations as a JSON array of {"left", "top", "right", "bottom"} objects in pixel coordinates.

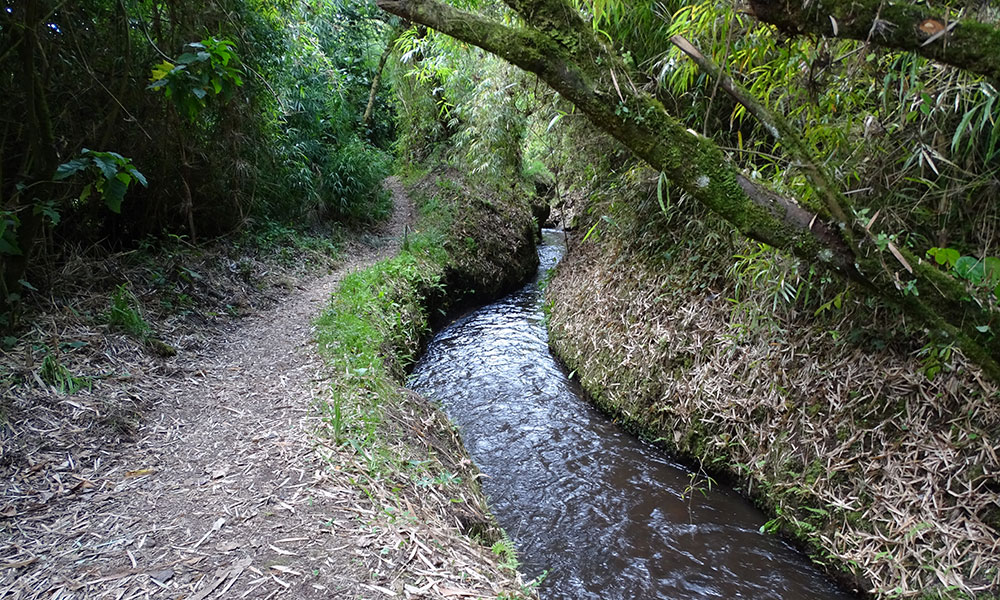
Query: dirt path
[{"left": 2, "top": 181, "right": 515, "bottom": 599}]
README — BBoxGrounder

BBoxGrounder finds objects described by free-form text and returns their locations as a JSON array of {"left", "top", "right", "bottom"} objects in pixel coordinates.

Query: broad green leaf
[
  {"left": 191, "top": 87, "right": 208, "bottom": 99},
  {"left": 954, "top": 256, "right": 984, "bottom": 284},
  {"left": 128, "top": 167, "right": 148, "bottom": 187},
  {"left": 103, "top": 177, "right": 128, "bottom": 213},
  {"left": 34, "top": 202, "right": 60, "bottom": 225},
  {"left": 79, "top": 183, "right": 93, "bottom": 202},
  {"left": 92, "top": 155, "right": 118, "bottom": 181},
  {"left": 984, "top": 257, "right": 1000, "bottom": 284},
  {"left": 149, "top": 61, "right": 175, "bottom": 81},
  {"left": 54, "top": 158, "right": 90, "bottom": 180},
  {"left": 928, "top": 247, "right": 960, "bottom": 268}
]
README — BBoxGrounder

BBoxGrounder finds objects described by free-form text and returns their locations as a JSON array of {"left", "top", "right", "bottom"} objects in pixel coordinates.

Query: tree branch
[
  {"left": 670, "top": 34, "right": 853, "bottom": 233},
  {"left": 748, "top": 0, "right": 1000, "bottom": 80},
  {"left": 375, "top": 0, "right": 1000, "bottom": 379},
  {"left": 377, "top": 0, "right": 852, "bottom": 268}
]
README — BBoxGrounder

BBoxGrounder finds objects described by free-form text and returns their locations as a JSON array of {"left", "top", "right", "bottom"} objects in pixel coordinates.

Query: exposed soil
[{"left": 1, "top": 180, "right": 524, "bottom": 599}]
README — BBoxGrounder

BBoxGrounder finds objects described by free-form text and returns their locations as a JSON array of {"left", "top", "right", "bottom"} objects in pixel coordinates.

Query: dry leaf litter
[{"left": 548, "top": 237, "right": 1000, "bottom": 599}]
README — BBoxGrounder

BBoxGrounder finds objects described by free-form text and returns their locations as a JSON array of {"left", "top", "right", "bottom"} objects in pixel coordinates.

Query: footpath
[{"left": 1, "top": 181, "right": 529, "bottom": 599}]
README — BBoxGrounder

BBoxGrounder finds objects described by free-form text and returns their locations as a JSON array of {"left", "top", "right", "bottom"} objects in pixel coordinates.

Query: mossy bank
[
  {"left": 312, "top": 169, "right": 540, "bottom": 598},
  {"left": 544, "top": 161, "right": 1000, "bottom": 599}
]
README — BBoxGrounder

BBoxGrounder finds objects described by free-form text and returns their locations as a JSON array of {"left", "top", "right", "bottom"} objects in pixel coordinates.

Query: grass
[
  {"left": 38, "top": 353, "right": 92, "bottom": 394},
  {"left": 310, "top": 169, "right": 540, "bottom": 597},
  {"left": 108, "top": 284, "right": 150, "bottom": 338},
  {"left": 313, "top": 243, "right": 444, "bottom": 463}
]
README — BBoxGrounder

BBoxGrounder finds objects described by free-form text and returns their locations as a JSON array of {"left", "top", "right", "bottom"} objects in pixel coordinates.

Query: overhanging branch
[
  {"left": 376, "top": 0, "right": 1000, "bottom": 379},
  {"left": 748, "top": 0, "right": 1000, "bottom": 80}
]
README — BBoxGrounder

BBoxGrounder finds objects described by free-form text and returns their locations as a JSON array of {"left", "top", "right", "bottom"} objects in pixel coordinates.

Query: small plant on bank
[
  {"left": 39, "top": 354, "right": 91, "bottom": 394},
  {"left": 325, "top": 395, "right": 348, "bottom": 446},
  {"left": 491, "top": 531, "right": 520, "bottom": 572},
  {"left": 108, "top": 284, "right": 150, "bottom": 338}
]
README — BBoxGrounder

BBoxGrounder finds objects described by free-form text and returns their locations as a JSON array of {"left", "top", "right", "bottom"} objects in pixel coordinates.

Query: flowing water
[{"left": 408, "top": 230, "right": 854, "bottom": 600}]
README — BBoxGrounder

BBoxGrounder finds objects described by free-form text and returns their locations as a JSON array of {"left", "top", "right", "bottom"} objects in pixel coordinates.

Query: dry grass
[{"left": 547, "top": 236, "right": 1000, "bottom": 599}]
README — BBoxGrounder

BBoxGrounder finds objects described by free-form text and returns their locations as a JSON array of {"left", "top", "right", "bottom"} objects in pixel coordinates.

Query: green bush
[{"left": 322, "top": 141, "right": 392, "bottom": 222}]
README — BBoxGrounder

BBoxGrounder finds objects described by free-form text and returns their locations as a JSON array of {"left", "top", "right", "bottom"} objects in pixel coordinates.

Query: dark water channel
[{"left": 408, "top": 230, "right": 853, "bottom": 600}]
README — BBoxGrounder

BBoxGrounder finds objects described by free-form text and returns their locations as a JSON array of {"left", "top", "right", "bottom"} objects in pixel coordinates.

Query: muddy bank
[{"left": 544, "top": 174, "right": 1000, "bottom": 599}]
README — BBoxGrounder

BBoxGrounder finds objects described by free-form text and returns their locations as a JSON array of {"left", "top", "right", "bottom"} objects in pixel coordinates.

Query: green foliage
[
  {"left": 391, "top": 27, "right": 531, "bottom": 187},
  {"left": 581, "top": 0, "right": 1000, "bottom": 268},
  {"left": 108, "top": 284, "right": 151, "bottom": 338},
  {"left": 490, "top": 531, "right": 520, "bottom": 571},
  {"left": 148, "top": 38, "right": 245, "bottom": 121},
  {"left": 39, "top": 354, "right": 92, "bottom": 394},
  {"left": 322, "top": 141, "right": 392, "bottom": 221},
  {"left": 261, "top": 1, "right": 396, "bottom": 223},
  {"left": 314, "top": 244, "right": 444, "bottom": 449},
  {"left": 53, "top": 150, "right": 148, "bottom": 214},
  {"left": 927, "top": 247, "right": 1000, "bottom": 301},
  {"left": 917, "top": 340, "right": 955, "bottom": 381},
  {"left": 1, "top": 0, "right": 400, "bottom": 311}
]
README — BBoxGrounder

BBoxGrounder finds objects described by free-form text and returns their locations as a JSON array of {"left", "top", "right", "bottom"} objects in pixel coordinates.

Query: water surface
[{"left": 409, "top": 230, "right": 853, "bottom": 600}]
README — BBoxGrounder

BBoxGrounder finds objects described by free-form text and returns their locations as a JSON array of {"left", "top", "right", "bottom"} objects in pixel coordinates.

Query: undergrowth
[{"left": 314, "top": 236, "right": 445, "bottom": 454}]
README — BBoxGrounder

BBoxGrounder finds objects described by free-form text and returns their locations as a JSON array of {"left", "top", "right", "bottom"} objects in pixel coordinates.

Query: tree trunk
[
  {"left": 747, "top": 0, "right": 1000, "bottom": 80},
  {"left": 362, "top": 27, "right": 405, "bottom": 130},
  {"left": 375, "top": 0, "right": 1000, "bottom": 380},
  {"left": 2, "top": 0, "right": 58, "bottom": 323}
]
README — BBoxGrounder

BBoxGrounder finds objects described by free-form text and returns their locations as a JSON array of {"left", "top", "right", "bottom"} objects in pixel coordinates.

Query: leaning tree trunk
[
  {"left": 362, "top": 26, "right": 405, "bottom": 130},
  {"left": 747, "top": 0, "right": 1000, "bottom": 80},
  {"left": 375, "top": 0, "right": 1000, "bottom": 380}
]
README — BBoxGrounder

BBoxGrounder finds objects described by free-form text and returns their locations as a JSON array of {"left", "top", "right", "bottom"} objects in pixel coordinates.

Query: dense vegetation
[
  {"left": 1, "top": 0, "right": 397, "bottom": 330},
  {"left": 380, "top": 0, "right": 1000, "bottom": 381}
]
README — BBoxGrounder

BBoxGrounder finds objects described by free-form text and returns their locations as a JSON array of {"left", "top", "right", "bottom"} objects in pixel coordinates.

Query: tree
[
  {"left": 375, "top": 0, "right": 1000, "bottom": 380},
  {"left": 2, "top": 1, "right": 60, "bottom": 323},
  {"left": 747, "top": 0, "right": 1000, "bottom": 80}
]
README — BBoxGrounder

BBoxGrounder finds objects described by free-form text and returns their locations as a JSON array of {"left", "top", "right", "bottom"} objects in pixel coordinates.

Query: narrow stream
[{"left": 409, "top": 230, "right": 854, "bottom": 600}]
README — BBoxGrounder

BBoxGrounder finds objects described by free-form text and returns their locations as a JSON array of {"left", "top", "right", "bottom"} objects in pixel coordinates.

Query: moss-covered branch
[
  {"left": 375, "top": 0, "right": 1000, "bottom": 380},
  {"left": 748, "top": 0, "right": 1000, "bottom": 80},
  {"left": 669, "top": 34, "right": 853, "bottom": 232}
]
